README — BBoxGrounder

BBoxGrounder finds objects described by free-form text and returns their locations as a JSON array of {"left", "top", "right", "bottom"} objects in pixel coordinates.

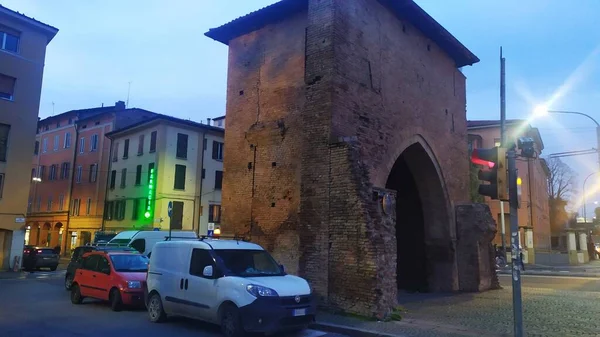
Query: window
[
  {"left": 112, "top": 142, "right": 119, "bottom": 162},
  {"left": 132, "top": 198, "right": 140, "bottom": 220},
  {"left": 49, "top": 164, "right": 56, "bottom": 180},
  {"left": 150, "top": 131, "right": 157, "bottom": 153},
  {"left": 110, "top": 170, "right": 116, "bottom": 189},
  {"left": 0, "top": 26, "right": 20, "bottom": 53},
  {"left": 0, "top": 173, "right": 4, "bottom": 199},
  {"left": 215, "top": 171, "right": 223, "bottom": 190},
  {"left": 0, "top": 124, "right": 8, "bottom": 162},
  {"left": 86, "top": 198, "right": 92, "bottom": 215},
  {"left": 104, "top": 201, "right": 114, "bottom": 220},
  {"left": 212, "top": 141, "right": 224, "bottom": 161},
  {"left": 90, "top": 134, "right": 98, "bottom": 151},
  {"left": 0, "top": 73, "right": 16, "bottom": 101},
  {"left": 64, "top": 132, "right": 71, "bottom": 148},
  {"left": 47, "top": 196, "right": 53, "bottom": 211},
  {"left": 82, "top": 255, "right": 100, "bottom": 271},
  {"left": 174, "top": 165, "right": 186, "bottom": 190},
  {"left": 89, "top": 164, "right": 98, "bottom": 183},
  {"left": 75, "top": 165, "right": 82, "bottom": 183},
  {"left": 189, "top": 249, "right": 216, "bottom": 278},
  {"left": 114, "top": 200, "right": 126, "bottom": 220},
  {"left": 130, "top": 239, "right": 145, "bottom": 254},
  {"left": 61, "top": 162, "right": 70, "bottom": 179},
  {"left": 171, "top": 201, "right": 184, "bottom": 230},
  {"left": 123, "top": 139, "right": 129, "bottom": 158},
  {"left": 58, "top": 194, "right": 64, "bottom": 211},
  {"left": 38, "top": 165, "right": 45, "bottom": 180},
  {"left": 71, "top": 199, "right": 81, "bottom": 216},
  {"left": 202, "top": 168, "right": 205, "bottom": 179},
  {"left": 53, "top": 135, "right": 59, "bottom": 151},
  {"left": 176, "top": 133, "right": 188, "bottom": 159},
  {"left": 36, "top": 196, "right": 41, "bottom": 212},
  {"left": 34, "top": 141, "right": 39, "bottom": 155},
  {"left": 97, "top": 257, "right": 110, "bottom": 274},
  {"left": 79, "top": 137, "right": 85, "bottom": 154},
  {"left": 209, "top": 204, "right": 221, "bottom": 223},
  {"left": 31, "top": 168, "right": 35, "bottom": 179},
  {"left": 42, "top": 138, "right": 48, "bottom": 153},
  {"left": 148, "top": 163, "right": 155, "bottom": 183},
  {"left": 120, "top": 168, "right": 127, "bottom": 188},
  {"left": 135, "top": 165, "right": 142, "bottom": 185},
  {"left": 138, "top": 134, "right": 145, "bottom": 155}
]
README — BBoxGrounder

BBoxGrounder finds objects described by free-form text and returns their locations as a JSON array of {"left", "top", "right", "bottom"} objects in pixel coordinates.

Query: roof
[
  {"left": 105, "top": 113, "right": 225, "bottom": 139},
  {"left": 0, "top": 4, "right": 58, "bottom": 43},
  {"left": 39, "top": 105, "right": 120, "bottom": 124},
  {"left": 204, "top": 0, "right": 479, "bottom": 67},
  {"left": 156, "top": 239, "right": 264, "bottom": 251},
  {"left": 213, "top": 115, "right": 226, "bottom": 121}
]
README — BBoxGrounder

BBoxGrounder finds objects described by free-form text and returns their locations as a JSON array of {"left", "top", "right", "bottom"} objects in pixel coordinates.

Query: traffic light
[{"left": 470, "top": 147, "right": 508, "bottom": 200}]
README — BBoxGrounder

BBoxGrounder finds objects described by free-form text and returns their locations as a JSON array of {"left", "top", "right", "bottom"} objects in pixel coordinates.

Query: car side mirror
[
  {"left": 101, "top": 267, "right": 110, "bottom": 274},
  {"left": 202, "top": 265, "right": 213, "bottom": 278}
]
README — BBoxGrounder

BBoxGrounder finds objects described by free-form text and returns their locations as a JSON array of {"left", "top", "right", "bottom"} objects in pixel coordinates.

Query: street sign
[
  {"left": 14, "top": 217, "right": 25, "bottom": 223},
  {"left": 168, "top": 201, "right": 173, "bottom": 218},
  {"left": 207, "top": 223, "right": 215, "bottom": 237}
]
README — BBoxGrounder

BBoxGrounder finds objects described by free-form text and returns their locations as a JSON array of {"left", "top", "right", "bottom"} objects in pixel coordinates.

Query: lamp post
[{"left": 582, "top": 172, "right": 598, "bottom": 223}]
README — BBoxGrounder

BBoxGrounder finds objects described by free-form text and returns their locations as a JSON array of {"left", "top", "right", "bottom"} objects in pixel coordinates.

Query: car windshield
[
  {"left": 105, "top": 239, "right": 130, "bottom": 246},
  {"left": 213, "top": 249, "right": 284, "bottom": 277},
  {"left": 109, "top": 254, "right": 149, "bottom": 272}
]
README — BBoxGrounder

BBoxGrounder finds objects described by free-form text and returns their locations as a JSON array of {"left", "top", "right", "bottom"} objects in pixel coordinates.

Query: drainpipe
[
  {"left": 196, "top": 132, "right": 206, "bottom": 236},
  {"left": 64, "top": 124, "right": 79, "bottom": 256}
]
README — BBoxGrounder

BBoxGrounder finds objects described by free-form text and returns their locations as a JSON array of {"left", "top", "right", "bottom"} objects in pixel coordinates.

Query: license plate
[{"left": 293, "top": 308, "right": 306, "bottom": 316}]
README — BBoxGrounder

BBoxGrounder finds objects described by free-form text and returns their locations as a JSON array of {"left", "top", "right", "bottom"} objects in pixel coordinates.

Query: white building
[{"left": 103, "top": 115, "right": 224, "bottom": 235}]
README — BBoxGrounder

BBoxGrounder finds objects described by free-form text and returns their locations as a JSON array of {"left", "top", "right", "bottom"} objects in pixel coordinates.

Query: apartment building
[
  {"left": 104, "top": 115, "right": 224, "bottom": 235},
  {"left": 27, "top": 102, "right": 156, "bottom": 254},
  {"left": 0, "top": 5, "right": 58, "bottom": 270},
  {"left": 468, "top": 120, "right": 551, "bottom": 252}
]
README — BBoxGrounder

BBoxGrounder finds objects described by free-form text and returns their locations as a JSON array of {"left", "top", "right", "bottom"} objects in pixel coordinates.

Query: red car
[{"left": 70, "top": 250, "right": 149, "bottom": 311}]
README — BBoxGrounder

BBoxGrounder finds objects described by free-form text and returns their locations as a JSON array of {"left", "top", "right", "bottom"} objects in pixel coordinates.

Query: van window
[
  {"left": 189, "top": 249, "right": 216, "bottom": 278},
  {"left": 130, "top": 239, "right": 146, "bottom": 253}
]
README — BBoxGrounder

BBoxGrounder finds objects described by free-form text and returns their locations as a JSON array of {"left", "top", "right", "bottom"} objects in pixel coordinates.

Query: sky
[{"left": 3, "top": 0, "right": 600, "bottom": 215}]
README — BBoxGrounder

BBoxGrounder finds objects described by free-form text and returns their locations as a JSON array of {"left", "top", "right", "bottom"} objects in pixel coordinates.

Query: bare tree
[{"left": 546, "top": 157, "right": 577, "bottom": 201}]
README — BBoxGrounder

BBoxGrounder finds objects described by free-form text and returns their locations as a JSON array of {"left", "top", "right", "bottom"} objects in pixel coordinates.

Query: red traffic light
[{"left": 471, "top": 148, "right": 496, "bottom": 169}]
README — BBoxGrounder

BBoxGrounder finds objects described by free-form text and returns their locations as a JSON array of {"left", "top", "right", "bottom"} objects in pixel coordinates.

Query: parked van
[
  {"left": 106, "top": 230, "right": 197, "bottom": 257},
  {"left": 145, "top": 238, "right": 316, "bottom": 337}
]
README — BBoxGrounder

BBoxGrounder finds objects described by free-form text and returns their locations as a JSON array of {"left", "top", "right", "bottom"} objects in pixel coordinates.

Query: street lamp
[{"left": 533, "top": 106, "right": 600, "bottom": 168}]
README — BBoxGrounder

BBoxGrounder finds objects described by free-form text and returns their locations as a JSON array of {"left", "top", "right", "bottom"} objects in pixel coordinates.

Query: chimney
[
  {"left": 206, "top": 118, "right": 211, "bottom": 126},
  {"left": 115, "top": 101, "right": 126, "bottom": 110}
]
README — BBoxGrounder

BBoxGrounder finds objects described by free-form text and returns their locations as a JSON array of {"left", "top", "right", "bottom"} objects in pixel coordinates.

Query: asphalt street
[{"left": 0, "top": 270, "right": 346, "bottom": 337}]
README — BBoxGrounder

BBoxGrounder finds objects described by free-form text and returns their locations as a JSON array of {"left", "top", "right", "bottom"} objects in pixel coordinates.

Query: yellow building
[{"left": 0, "top": 5, "right": 58, "bottom": 269}]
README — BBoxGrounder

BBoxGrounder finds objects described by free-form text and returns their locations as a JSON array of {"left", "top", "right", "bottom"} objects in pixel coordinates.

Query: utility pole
[
  {"left": 499, "top": 47, "right": 507, "bottom": 256},
  {"left": 508, "top": 146, "right": 524, "bottom": 337}
]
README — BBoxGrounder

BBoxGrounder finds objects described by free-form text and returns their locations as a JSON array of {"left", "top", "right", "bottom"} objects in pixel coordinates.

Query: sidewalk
[{"left": 497, "top": 260, "right": 600, "bottom": 277}]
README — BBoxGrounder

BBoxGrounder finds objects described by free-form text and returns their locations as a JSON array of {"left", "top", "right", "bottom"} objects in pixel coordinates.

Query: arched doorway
[{"left": 386, "top": 141, "right": 454, "bottom": 293}]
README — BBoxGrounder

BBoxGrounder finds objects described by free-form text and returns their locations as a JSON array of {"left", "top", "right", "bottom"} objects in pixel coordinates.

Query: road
[{"left": 0, "top": 270, "right": 345, "bottom": 337}]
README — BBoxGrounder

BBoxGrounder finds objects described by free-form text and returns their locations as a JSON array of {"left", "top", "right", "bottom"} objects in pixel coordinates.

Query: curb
[{"left": 310, "top": 322, "right": 407, "bottom": 337}]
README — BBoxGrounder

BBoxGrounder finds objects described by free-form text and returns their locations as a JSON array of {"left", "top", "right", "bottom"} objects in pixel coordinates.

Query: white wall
[{"left": 199, "top": 133, "right": 223, "bottom": 235}]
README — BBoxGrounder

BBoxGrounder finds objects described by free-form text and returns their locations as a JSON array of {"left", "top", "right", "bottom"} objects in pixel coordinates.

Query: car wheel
[
  {"left": 147, "top": 293, "right": 167, "bottom": 323},
  {"left": 50, "top": 266, "right": 57, "bottom": 271},
  {"left": 221, "top": 304, "right": 244, "bottom": 337},
  {"left": 71, "top": 285, "right": 83, "bottom": 304},
  {"left": 109, "top": 288, "right": 123, "bottom": 312},
  {"left": 65, "top": 274, "right": 73, "bottom": 290}
]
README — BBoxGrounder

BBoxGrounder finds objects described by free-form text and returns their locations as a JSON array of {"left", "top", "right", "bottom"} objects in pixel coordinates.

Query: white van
[
  {"left": 106, "top": 230, "right": 197, "bottom": 257},
  {"left": 145, "top": 238, "right": 316, "bottom": 337}
]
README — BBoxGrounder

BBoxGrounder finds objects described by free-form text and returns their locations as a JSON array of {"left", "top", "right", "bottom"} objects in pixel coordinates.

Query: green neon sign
[{"left": 144, "top": 168, "right": 156, "bottom": 219}]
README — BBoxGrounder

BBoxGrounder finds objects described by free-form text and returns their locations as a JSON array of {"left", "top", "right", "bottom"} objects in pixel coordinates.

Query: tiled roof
[
  {"left": 467, "top": 119, "right": 527, "bottom": 128},
  {"left": 105, "top": 113, "right": 225, "bottom": 138},
  {"left": 205, "top": 0, "right": 479, "bottom": 67},
  {"left": 0, "top": 4, "right": 58, "bottom": 41}
]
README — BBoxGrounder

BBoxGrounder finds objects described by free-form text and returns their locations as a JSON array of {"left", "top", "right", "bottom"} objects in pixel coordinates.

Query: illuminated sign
[{"left": 144, "top": 168, "right": 156, "bottom": 219}]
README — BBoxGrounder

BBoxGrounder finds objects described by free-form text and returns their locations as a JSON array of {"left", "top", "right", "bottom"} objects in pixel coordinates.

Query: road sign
[
  {"left": 168, "top": 201, "right": 173, "bottom": 218},
  {"left": 207, "top": 223, "right": 215, "bottom": 237},
  {"left": 14, "top": 217, "right": 25, "bottom": 223}
]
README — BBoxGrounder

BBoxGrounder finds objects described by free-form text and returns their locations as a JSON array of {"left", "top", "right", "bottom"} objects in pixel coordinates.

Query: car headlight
[
  {"left": 246, "top": 284, "right": 278, "bottom": 297},
  {"left": 126, "top": 281, "right": 141, "bottom": 289}
]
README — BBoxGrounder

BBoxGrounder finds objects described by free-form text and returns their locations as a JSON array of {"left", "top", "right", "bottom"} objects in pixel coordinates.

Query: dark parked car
[
  {"left": 23, "top": 247, "right": 60, "bottom": 271},
  {"left": 64, "top": 245, "right": 138, "bottom": 290}
]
